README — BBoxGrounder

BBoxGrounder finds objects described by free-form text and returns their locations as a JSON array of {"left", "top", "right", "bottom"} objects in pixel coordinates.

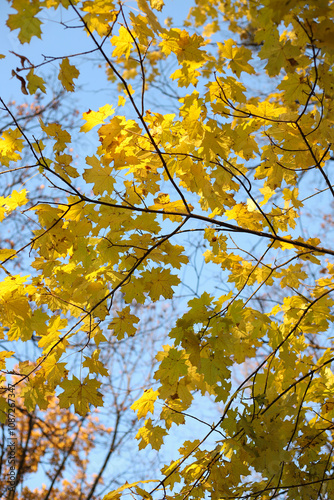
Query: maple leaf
[
  {"left": 6, "top": 0, "right": 42, "bottom": 43},
  {"left": 58, "top": 58, "right": 80, "bottom": 92},
  {"left": 160, "top": 29, "right": 205, "bottom": 63},
  {"left": 151, "top": 194, "right": 194, "bottom": 221},
  {"left": 218, "top": 39, "right": 255, "bottom": 77},
  {"left": 0, "top": 249, "right": 16, "bottom": 260},
  {"left": 154, "top": 347, "right": 188, "bottom": 385},
  {"left": 38, "top": 315, "right": 68, "bottom": 352},
  {"left": 26, "top": 68, "right": 46, "bottom": 94},
  {"left": 80, "top": 104, "right": 114, "bottom": 132},
  {"left": 82, "top": 0, "right": 118, "bottom": 36},
  {"left": 109, "top": 306, "right": 139, "bottom": 339},
  {"left": 20, "top": 372, "right": 54, "bottom": 411},
  {"left": 39, "top": 120, "right": 71, "bottom": 152},
  {"left": 0, "top": 397, "right": 9, "bottom": 423},
  {"left": 176, "top": 31, "right": 205, "bottom": 63},
  {"left": 58, "top": 375, "right": 103, "bottom": 416},
  {"left": 150, "top": 0, "right": 164, "bottom": 11},
  {"left": 141, "top": 268, "right": 181, "bottom": 301},
  {"left": 0, "top": 351, "right": 15, "bottom": 371},
  {"left": 137, "top": 0, "right": 164, "bottom": 33},
  {"left": 257, "top": 27, "right": 301, "bottom": 77},
  {"left": 160, "top": 400, "right": 186, "bottom": 428},
  {"left": 4, "top": 296, "right": 30, "bottom": 323},
  {"left": 170, "top": 62, "right": 202, "bottom": 87},
  {"left": 0, "top": 127, "right": 24, "bottom": 165},
  {"left": 40, "top": 353, "right": 68, "bottom": 388},
  {"left": 135, "top": 418, "right": 167, "bottom": 450},
  {"left": 111, "top": 26, "right": 134, "bottom": 59},
  {"left": 83, "top": 155, "right": 115, "bottom": 195},
  {"left": 0, "top": 189, "right": 28, "bottom": 214},
  {"left": 277, "top": 73, "right": 309, "bottom": 104},
  {"left": 103, "top": 480, "right": 157, "bottom": 500},
  {"left": 83, "top": 349, "right": 109, "bottom": 376},
  {"left": 122, "top": 276, "right": 148, "bottom": 304},
  {"left": 131, "top": 388, "right": 158, "bottom": 419}
]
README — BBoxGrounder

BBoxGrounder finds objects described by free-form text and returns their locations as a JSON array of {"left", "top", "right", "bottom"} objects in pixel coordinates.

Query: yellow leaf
[
  {"left": 141, "top": 268, "right": 180, "bottom": 301},
  {"left": 137, "top": 0, "right": 164, "bottom": 33},
  {"left": 134, "top": 486, "right": 152, "bottom": 500},
  {"left": 58, "top": 375, "right": 103, "bottom": 415},
  {"left": 103, "top": 480, "right": 157, "bottom": 500},
  {"left": 83, "top": 155, "right": 115, "bottom": 195},
  {"left": 38, "top": 315, "right": 68, "bottom": 352},
  {"left": 18, "top": 360, "right": 35, "bottom": 375},
  {"left": 0, "top": 351, "right": 15, "bottom": 370},
  {"left": 0, "top": 249, "right": 16, "bottom": 260},
  {"left": 4, "top": 295, "right": 30, "bottom": 322},
  {"left": 80, "top": 104, "right": 114, "bottom": 132},
  {"left": 40, "top": 353, "right": 68, "bottom": 388},
  {"left": 83, "top": 349, "right": 109, "bottom": 376},
  {"left": 135, "top": 418, "right": 167, "bottom": 450},
  {"left": 170, "top": 62, "right": 202, "bottom": 87},
  {"left": 20, "top": 373, "right": 54, "bottom": 411},
  {"left": 277, "top": 73, "right": 309, "bottom": 104},
  {"left": 257, "top": 27, "right": 301, "bottom": 77},
  {"left": 0, "top": 127, "right": 24, "bottom": 165},
  {"left": 218, "top": 39, "right": 255, "bottom": 77},
  {"left": 160, "top": 29, "right": 205, "bottom": 63},
  {"left": 151, "top": 193, "right": 193, "bottom": 221},
  {"left": 150, "top": 0, "right": 164, "bottom": 11},
  {"left": 117, "top": 95, "right": 126, "bottom": 107},
  {"left": 6, "top": 1, "right": 42, "bottom": 43},
  {"left": 154, "top": 347, "right": 188, "bottom": 385},
  {"left": 39, "top": 120, "right": 71, "bottom": 152},
  {"left": 58, "top": 58, "right": 80, "bottom": 92},
  {"left": 131, "top": 388, "right": 159, "bottom": 419},
  {"left": 111, "top": 26, "right": 134, "bottom": 59},
  {"left": 82, "top": 1, "right": 118, "bottom": 37},
  {"left": 2, "top": 189, "right": 28, "bottom": 210},
  {"left": 0, "top": 396, "right": 10, "bottom": 422},
  {"left": 26, "top": 68, "right": 46, "bottom": 94},
  {"left": 108, "top": 306, "right": 139, "bottom": 340}
]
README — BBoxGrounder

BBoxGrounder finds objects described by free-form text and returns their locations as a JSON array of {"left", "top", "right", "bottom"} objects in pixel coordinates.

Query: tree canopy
[{"left": 1, "top": 0, "right": 334, "bottom": 498}]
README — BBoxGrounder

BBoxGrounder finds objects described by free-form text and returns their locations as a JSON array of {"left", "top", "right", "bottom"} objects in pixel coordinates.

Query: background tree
[
  {"left": 1, "top": 1, "right": 334, "bottom": 499},
  {"left": 0, "top": 297, "right": 169, "bottom": 499}
]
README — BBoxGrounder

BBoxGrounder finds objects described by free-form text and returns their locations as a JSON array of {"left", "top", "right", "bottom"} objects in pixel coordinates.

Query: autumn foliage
[{"left": 1, "top": 0, "right": 334, "bottom": 498}]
